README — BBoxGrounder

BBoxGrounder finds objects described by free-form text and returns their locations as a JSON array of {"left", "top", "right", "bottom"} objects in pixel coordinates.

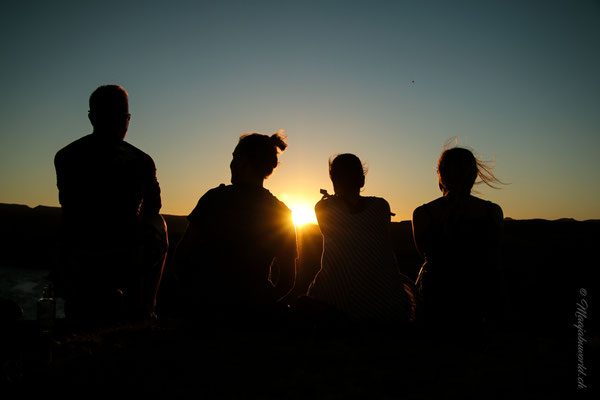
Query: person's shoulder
[
  {"left": 262, "top": 188, "right": 292, "bottom": 214},
  {"left": 315, "top": 195, "right": 341, "bottom": 216},
  {"left": 485, "top": 200, "right": 504, "bottom": 226},
  {"left": 121, "top": 140, "right": 155, "bottom": 163},
  {"left": 55, "top": 134, "right": 93, "bottom": 156},
  {"left": 471, "top": 196, "right": 502, "bottom": 213},
  {"left": 188, "top": 184, "right": 228, "bottom": 219},
  {"left": 315, "top": 197, "right": 330, "bottom": 212},
  {"left": 482, "top": 198, "right": 501, "bottom": 210},
  {"left": 371, "top": 196, "right": 390, "bottom": 208},
  {"left": 202, "top": 184, "right": 230, "bottom": 200},
  {"left": 413, "top": 198, "right": 440, "bottom": 219},
  {"left": 467, "top": 196, "right": 503, "bottom": 226},
  {"left": 364, "top": 196, "right": 390, "bottom": 213},
  {"left": 55, "top": 134, "right": 95, "bottom": 165}
]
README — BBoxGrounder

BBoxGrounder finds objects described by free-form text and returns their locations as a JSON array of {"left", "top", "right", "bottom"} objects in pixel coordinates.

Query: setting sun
[{"left": 291, "top": 203, "right": 318, "bottom": 226}]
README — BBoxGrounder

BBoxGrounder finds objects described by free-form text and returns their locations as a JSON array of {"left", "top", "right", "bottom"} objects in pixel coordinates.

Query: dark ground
[
  {"left": 2, "top": 313, "right": 593, "bottom": 398},
  {"left": 0, "top": 204, "right": 598, "bottom": 397}
]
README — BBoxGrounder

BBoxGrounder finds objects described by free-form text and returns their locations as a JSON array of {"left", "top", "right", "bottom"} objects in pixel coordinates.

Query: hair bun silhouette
[
  {"left": 269, "top": 129, "right": 288, "bottom": 152},
  {"left": 235, "top": 129, "right": 287, "bottom": 179}
]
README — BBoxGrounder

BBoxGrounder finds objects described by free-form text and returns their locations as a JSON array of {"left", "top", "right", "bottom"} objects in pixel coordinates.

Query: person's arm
[
  {"left": 140, "top": 156, "right": 162, "bottom": 216},
  {"left": 272, "top": 256, "right": 296, "bottom": 301},
  {"left": 314, "top": 198, "right": 328, "bottom": 232},
  {"left": 54, "top": 150, "right": 74, "bottom": 210},
  {"left": 486, "top": 202, "right": 506, "bottom": 324},
  {"left": 489, "top": 202, "right": 504, "bottom": 260},
  {"left": 172, "top": 221, "right": 202, "bottom": 281},
  {"left": 412, "top": 205, "right": 431, "bottom": 259},
  {"left": 174, "top": 189, "right": 220, "bottom": 280},
  {"left": 490, "top": 203, "right": 504, "bottom": 229},
  {"left": 271, "top": 204, "right": 298, "bottom": 301}
]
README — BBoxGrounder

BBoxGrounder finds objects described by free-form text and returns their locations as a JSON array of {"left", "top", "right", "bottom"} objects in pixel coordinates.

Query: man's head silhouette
[{"left": 88, "top": 85, "right": 130, "bottom": 140}]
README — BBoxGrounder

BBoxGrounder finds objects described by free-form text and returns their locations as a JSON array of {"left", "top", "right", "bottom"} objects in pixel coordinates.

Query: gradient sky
[{"left": 1, "top": 0, "right": 599, "bottom": 221}]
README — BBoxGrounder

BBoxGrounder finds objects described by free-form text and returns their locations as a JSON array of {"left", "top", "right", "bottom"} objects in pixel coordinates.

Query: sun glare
[{"left": 291, "top": 203, "right": 317, "bottom": 226}]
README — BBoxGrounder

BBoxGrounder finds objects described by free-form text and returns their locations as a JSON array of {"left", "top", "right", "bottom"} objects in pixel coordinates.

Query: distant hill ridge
[
  {"left": 3, "top": 203, "right": 596, "bottom": 222},
  {"left": 1, "top": 201, "right": 598, "bottom": 278}
]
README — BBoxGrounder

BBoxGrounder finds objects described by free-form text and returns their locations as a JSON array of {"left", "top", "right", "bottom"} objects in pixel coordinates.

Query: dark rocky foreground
[
  {"left": 0, "top": 316, "right": 584, "bottom": 398},
  {"left": 0, "top": 203, "right": 598, "bottom": 396}
]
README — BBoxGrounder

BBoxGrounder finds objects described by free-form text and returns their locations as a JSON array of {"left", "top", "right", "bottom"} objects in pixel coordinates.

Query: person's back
[
  {"left": 309, "top": 195, "right": 415, "bottom": 323},
  {"left": 55, "top": 133, "right": 160, "bottom": 244},
  {"left": 53, "top": 85, "right": 166, "bottom": 322},
  {"left": 180, "top": 183, "right": 296, "bottom": 306},
  {"left": 174, "top": 132, "right": 297, "bottom": 323},
  {"left": 412, "top": 146, "right": 504, "bottom": 332},
  {"left": 307, "top": 154, "right": 416, "bottom": 325},
  {"left": 414, "top": 196, "right": 503, "bottom": 327}
]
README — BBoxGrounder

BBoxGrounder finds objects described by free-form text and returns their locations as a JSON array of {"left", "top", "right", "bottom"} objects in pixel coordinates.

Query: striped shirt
[{"left": 308, "top": 196, "right": 415, "bottom": 323}]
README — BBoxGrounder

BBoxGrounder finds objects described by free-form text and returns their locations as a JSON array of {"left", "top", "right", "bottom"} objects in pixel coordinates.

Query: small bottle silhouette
[{"left": 37, "top": 283, "right": 56, "bottom": 330}]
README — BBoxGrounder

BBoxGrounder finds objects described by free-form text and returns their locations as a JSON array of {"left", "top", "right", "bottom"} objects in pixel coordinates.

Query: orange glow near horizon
[{"left": 290, "top": 202, "right": 318, "bottom": 226}]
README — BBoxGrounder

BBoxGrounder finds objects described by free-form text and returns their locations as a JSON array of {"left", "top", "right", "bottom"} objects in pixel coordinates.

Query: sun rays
[{"left": 290, "top": 202, "right": 317, "bottom": 226}]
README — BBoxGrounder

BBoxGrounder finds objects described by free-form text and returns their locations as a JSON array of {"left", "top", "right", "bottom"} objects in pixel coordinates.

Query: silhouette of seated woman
[
  {"left": 412, "top": 146, "right": 504, "bottom": 333},
  {"left": 175, "top": 131, "right": 297, "bottom": 323},
  {"left": 306, "top": 154, "right": 417, "bottom": 325}
]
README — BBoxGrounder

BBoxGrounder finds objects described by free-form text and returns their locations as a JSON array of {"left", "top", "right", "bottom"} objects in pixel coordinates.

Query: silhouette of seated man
[
  {"left": 306, "top": 154, "right": 417, "bottom": 326},
  {"left": 53, "top": 84, "right": 167, "bottom": 322},
  {"left": 174, "top": 131, "right": 297, "bottom": 324},
  {"left": 412, "top": 146, "right": 505, "bottom": 334}
]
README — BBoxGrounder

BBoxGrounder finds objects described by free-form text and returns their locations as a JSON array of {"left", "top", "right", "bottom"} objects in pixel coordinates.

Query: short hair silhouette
[
  {"left": 89, "top": 84, "right": 129, "bottom": 114},
  {"left": 437, "top": 147, "right": 502, "bottom": 195},
  {"left": 329, "top": 153, "right": 367, "bottom": 193},
  {"left": 88, "top": 84, "right": 131, "bottom": 139},
  {"left": 234, "top": 130, "right": 287, "bottom": 179}
]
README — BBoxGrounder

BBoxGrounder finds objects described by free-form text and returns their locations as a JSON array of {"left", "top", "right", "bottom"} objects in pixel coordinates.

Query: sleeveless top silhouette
[
  {"left": 183, "top": 184, "right": 297, "bottom": 306},
  {"left": 416, "top": 199, "right": 503, "bottom": 326},
  {"left": 308, "top": 196, "right": 415, "bottom": 322}
]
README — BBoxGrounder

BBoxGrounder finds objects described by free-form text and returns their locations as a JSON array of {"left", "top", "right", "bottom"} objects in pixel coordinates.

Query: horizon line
[{"left": 0, "top": 202, "right": 597, "bottom": 223}]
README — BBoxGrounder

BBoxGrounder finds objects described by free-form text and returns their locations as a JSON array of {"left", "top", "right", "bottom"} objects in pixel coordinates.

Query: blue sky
[{"left": 1, "top": 0, "right": 599, "bottom": 221}]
